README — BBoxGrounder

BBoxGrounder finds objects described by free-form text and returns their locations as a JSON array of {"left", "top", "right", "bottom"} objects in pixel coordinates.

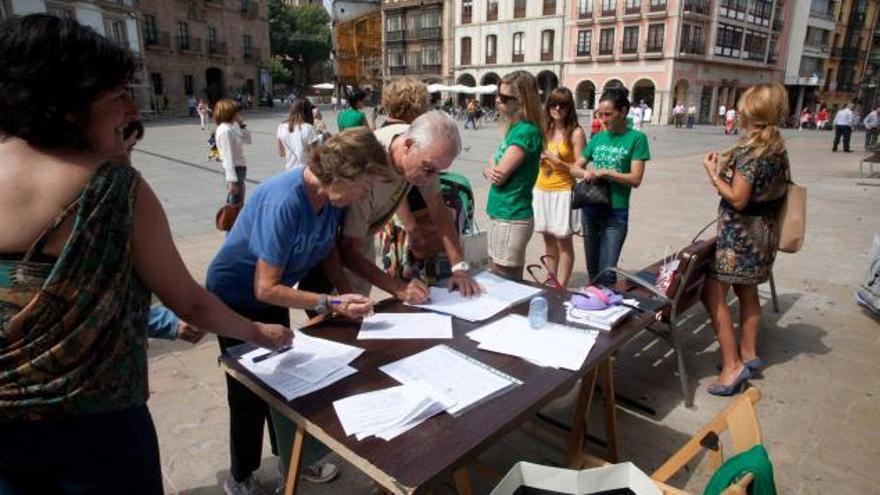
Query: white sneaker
[
  {"left": 224, "top": 475, "right": 269, "bottom": 495},
  {"left": 301, "top": 461, "right": 339, "bottom": 484}
]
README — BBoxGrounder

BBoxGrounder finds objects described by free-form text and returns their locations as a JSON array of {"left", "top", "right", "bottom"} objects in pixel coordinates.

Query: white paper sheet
[
  {"left": 408, "top": 271, "right": 545, "bottom": 322},
  {"left": 380, "top": 345, "right": 521, "bottom": 416},
  {"left": 357, "top": 313, "right": 453, "bottom": 340},
  {"left": 468, "top": 315, "right": 598, "bottom": 371},
  {"left": 240, "top": 346, "right": 358, "bottom": 401},
  {"left": 248, "top": 331, "right": 364, "bottom": 383},
  {"left": 472, "top": 271, "right": 544, "bottom": 306},
  {"left": 333, "top": 382, "right": 453, "bottom": 441}
]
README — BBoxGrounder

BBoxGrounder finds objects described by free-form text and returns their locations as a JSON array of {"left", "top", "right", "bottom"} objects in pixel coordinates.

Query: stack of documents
[
  {"left": 565, "top": 303, "right": 633, "bottom": 331},
  {"left": 468, "top": 314, "right": 598, "bottom": 371},
  {"left": 357, "top": 313, "right": 453, "bottom": 340},
  {"left": 380, "top": 345, "right": 522, "bottom": 416},
  {"left": 410, "top": 271, "right": 545, "bottom": 322},
  {"left": 333, "top": 382, "right": 453, "bottom": 441},
  {"left": 238, "top": 331, "right": 363, "bottom": 401}
]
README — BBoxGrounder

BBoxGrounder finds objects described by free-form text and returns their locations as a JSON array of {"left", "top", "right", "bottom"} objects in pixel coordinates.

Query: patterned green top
[{"left": 0, "top": 163, "right": 151, "bottom": 421}]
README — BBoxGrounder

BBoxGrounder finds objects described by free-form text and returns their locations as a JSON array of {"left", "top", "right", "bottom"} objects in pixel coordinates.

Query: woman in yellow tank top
[{"left": 532, "top": 87, "right": 586, "bottom": 287}]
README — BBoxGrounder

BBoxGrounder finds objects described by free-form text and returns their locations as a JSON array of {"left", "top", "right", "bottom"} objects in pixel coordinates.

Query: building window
[
  {"left": 743, "top": 30, "right": 768, "bottom": 61},
  {"left": 625, "top": 0, "right": 640, "bottom": 14},
  {"left": 748, "top": 0, "right": 772, "bottom": 27},
  {"left": 646, "top": 24, "right": 664, "bottom": 52},
  {"left": 461, "top": 0, "right": 472, "bottom": 24},
  {"left": 460, "top": 36, "right": 471, "bottom": 65},
  {"left": 512, "top": 32, "right": 524, "bottom": 62},
  {"left": 388, "top": 47, "right": 404, "bottom": 67},
  {"left": 649, "top": 0, "right": 666, "bottom": 11},
  {"left": 576, "top": 29, "right": 592, "bottom": 56},
  {"left": 144, "top": 15, "right": 158, "bottom": 44},
  {"left": 600, "top": 0, "right": 615, "bottom": 16},
  {"left": 407, "top": 49, "right": 421, "bottom": 72},
  {"left": 543, "top": 0, "right": 555, "bottom": 15},
  {"left": 184, "top": 74, "right": 194, "bottom": 95},
  {"left": 386, "top": 15, "right": 402, "bottom": 32},
  {"left": 487, "top": 0, "right": 498, "bottom": 20},
  {"left": 177, "top": 21, "right": 189, "bottom": 50},
  {"left": 514, "top": 0, "right": 526, "bottom": 18},
  {"left": 206, "top": 26, "right": 217, "bottom": 50},
  {"left": 151, "top": 73, "right": 164, "bottom": 95},
  {"left": 719, "top": 0, "right": 747, "bottom": 21},
  {"left": 46, "top": 3, "right": 75, "bottom": 18},
  {"left": 714, "top": 23, "right": 743, "bottom": 58},
  {"left": 421, "top": 10, "right": 441, "bottom": 28},
  {"left": 599, "top": 28, "right": 614, "bottom": 55},
  {"left": 622, "top": 26, "right": 638, "bottom": 54},
  {"left": 422, "top": 44, "right": 441, "bottom": 67},
  {"left": 541, "top": 30, "right": 554, "bottom": 61},
  {"left": 680, "top": 23, "right": 704, "bottom": 54},
  {"left": 486, "top": 34, "right": 497, "bottom": 64},
  {"left": 578, "top": 0, "right": 592, "bottom": 18},
  {"left": 768, "top": 34, "right": 779, "bottom": 64},
  {"left": 243, "top": 34, "right": 252, "bottom": 59}
]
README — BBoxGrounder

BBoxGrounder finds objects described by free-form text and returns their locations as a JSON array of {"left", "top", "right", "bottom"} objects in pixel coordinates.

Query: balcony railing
[
  {"left": 461, "top": 11, "right": 471, "bottom": 24},
  {"left": 578, "top": 9, "right": 593, "bottom": 20},
  {"left": 243, "top": 47, "right": 262, "bottom": 61},
  {"left": 207, "top": 41, "right": 227, "bottom": 56},
  {"left": 625, "top": 5, "right": 641, "bottom": 15},
  {"left": 622, "top": 44, "right": 638, "bottom": 55},
  {"left": 600, "top": 8, "right": 616, "bottom": 17},
  {"left": 598, "top": 46, "right": 613, "bottom": 56},
  {"left": 679, "top": 40, "right": 704, "bottom": 55},
  {"left": 804, "top": 42, "right": 831, "bottom": 53},
  {"left": 576, "top": 49, "right": 591, "bottom": 57},
  {"left": 646, "top": 42, "right": 663, "bottom": 53},
  {"left": 514, "top": 5, "right": 526, "bottom": 17},
  {"left": 389, "top": 66, "right": 407, "bottom": 76},
  {"left": 486, "top": 53, "right": 496, "bottom": 64},
  {"left": 809, "top": 7, "right": 834, "bottom": 21},
  {"left": 420, "top": 27, "right": 441, "bottom": 39},
  {"left": 541, "top": 51, "right": 553, "bottom": 61},
  {"left": 422, "top": 64, "right": 441, "bottom": 74},
  {"left": 176, "top": 35, "right": 202, "bottom": 53},
  {"left": 512, "top": 53, "right": 524, "bottom": 62},
  {"left": 386, "top": 30, "right": 404, "bottom": 42},
  {"left": 833, "top": 47, "right": 864, "bottom": 59},
  {"left": 682, "top": 0, "right": 710, "bottom": 15},
  {"left": 649, "top": 1, "right": 666, "bottom": 12},
  {"left": 487, "top": 4, "right": 498, "bottom": 20},
  {"left": 145, "top": 31, "right": 170, "bottom": 49},
  {"left": 543, "top": 0, "right": 555, "bottom": 15},
  {"left": 460, "top": 54, "right": 471, "bottom": 65}
]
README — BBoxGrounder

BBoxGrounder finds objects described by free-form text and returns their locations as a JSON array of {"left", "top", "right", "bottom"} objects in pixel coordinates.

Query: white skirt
[{"left": 532, "top": 188, "right": 580, "bottom": 238}]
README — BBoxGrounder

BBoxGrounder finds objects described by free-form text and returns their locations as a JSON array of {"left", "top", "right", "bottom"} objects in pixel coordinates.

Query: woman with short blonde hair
[
  {"left": 206, "top": 127, "right": 387, "bottom": 490},
  {"left": 213, "top": 98, "right": 251, "bottom": 204},
  {"left": 482, "top": 70, "right": 544, "bottom": 280},
  {"left": 700, "top": 83, "right": 791, "bottom": 396},
  {"left": 381, "top": 77, "right": 429, "bottom": 124}
]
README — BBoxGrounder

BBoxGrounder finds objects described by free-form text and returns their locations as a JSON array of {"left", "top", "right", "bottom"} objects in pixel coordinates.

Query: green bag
[{"left": 703, "top": 444, "right": 777, "bottom": 495}]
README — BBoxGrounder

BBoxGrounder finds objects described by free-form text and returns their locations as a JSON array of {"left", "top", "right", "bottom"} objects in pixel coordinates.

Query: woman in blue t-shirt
[
  {"left": 206, "top": 128, "right": 386, "bottom": 490},
  {"left": 572, "top": 87, "right": 651, "bottom": 285}
]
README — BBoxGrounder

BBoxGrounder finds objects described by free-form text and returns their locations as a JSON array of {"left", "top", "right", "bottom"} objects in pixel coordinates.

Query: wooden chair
[
  {"left": 580, "top": 386, "right": 763, "bottom": 495},
  {"left": 651, "top": 386, "right": 763, "bottom": 488}
]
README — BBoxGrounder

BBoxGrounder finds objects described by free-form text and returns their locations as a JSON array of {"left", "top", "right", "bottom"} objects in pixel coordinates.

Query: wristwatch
[
  {"left": 451, "top": 261, "right": 470, "bottom": 273},
  {"left": 313, "top": 294, "right": 331, "bottom": 316}
]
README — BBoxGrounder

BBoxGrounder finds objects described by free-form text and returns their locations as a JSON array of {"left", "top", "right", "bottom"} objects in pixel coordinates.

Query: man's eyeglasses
[{"left": 498, "top": 93, "right": 518, "bottom": 104}]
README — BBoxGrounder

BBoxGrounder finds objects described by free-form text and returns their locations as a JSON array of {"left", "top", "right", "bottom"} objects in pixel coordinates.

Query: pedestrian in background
[
  {"left": 197, "top": 98, "right": 210, "bottom": 130},
  {"left": 833, "top": 103, "right": 854, "bottom": 152},
  {"left": 725, "top": 107, "right": 738, "bottom": 135},
  {"left": 572, "top": 87, "right": 650, "bottom": 285},
  {"left": 337, "top": 88, "right": 370, "bottom": 131},
  {"left": 483, "top": 71, "right": 544, "bottom": 280},
  {"left": 277, "top": 97, "right": 320, "bottom": 170},
  {"left": 673, "top": 103, "right": 685, "bottom": 128},
  {"left": 816, "top": 106, "right": 829, "bottom": 130},
  {"left": 187, "top": 94, "right": 197, "bottom": 118},
  {"left": 534, "top": 87, "right": 585, "bottom": 288},
  {"left": 214, "top": 98, "right": 251, "bottom": 205},
  {"left": 864, "top": 105, "right": 880, "bottom": 149},
  {"left": 687, "top": 104, "right": 697, "bottom": 128},
  {"left": 699, "top": 83, "right": 791, "bottom": 396}
]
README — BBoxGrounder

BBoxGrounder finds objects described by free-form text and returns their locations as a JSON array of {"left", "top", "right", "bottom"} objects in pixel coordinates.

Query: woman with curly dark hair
[{"left": 0, "top": 14, "right": 291, "bottom": 494}]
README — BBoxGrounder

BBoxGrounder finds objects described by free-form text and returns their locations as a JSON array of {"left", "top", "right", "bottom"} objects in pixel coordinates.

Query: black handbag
[{"left": 571, "top": 179, "right": 611, "bottom": 209}]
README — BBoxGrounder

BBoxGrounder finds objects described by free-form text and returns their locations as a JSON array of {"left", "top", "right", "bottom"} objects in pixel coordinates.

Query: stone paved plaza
[{"left": 137, "top": 109, "right": 880, "bottom": 494}]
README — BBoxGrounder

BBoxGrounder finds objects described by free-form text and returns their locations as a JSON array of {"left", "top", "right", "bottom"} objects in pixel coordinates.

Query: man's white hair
[{"left": 405, "top": 110, "right": 462, "bottom": 158}]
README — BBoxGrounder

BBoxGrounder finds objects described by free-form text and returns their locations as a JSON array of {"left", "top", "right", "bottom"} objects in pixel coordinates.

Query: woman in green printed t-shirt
[
  {"left": 572, "top": 87, "right": 650, "bottom": 285},
  {"left": 482, "top": 70, "right": 544, "bottom": 280}
]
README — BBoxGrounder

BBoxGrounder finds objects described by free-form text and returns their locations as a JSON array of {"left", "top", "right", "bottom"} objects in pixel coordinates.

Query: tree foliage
[{"left": 268, "top": 1, "right": 331, "bottom": 87}]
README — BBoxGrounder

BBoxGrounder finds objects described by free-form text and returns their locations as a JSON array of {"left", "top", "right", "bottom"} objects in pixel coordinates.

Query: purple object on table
[{"left": 570, "top": 286, "right": 623, "bottom": 311}]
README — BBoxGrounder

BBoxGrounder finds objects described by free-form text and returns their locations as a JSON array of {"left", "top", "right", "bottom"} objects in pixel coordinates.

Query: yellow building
[{"left": 821, "top": 0, "right": 880, "bottom": 108}]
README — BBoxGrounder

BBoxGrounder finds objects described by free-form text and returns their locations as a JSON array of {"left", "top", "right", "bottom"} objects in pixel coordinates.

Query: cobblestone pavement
[{"left": 139, "top": 109, "right": 880, "bottom": 494}]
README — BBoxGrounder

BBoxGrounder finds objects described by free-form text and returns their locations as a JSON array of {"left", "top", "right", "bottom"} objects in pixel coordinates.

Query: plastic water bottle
[{"left": 528, "top": 296, "right": 548, "bottom": 329}]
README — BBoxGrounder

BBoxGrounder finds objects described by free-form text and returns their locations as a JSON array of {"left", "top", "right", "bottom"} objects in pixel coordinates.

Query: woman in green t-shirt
[
  {"left": 572, "top": 87, "right": 650, "bottom": 285},
  {"left": 482, "top": 71, "right": 544, "bottom": 280}
]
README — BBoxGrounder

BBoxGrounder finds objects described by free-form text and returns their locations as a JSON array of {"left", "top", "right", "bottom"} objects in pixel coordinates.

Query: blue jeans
[
  {"left": 581, "top": 207, "right": 629, "bottom": 285},
  {"left": 226, "top": 166, "right": 247, "bottom": 205}
]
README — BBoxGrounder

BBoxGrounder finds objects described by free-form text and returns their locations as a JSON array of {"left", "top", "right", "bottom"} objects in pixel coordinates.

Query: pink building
[{"left": 562, "top": 0, "right": 794, "bottom": 125}]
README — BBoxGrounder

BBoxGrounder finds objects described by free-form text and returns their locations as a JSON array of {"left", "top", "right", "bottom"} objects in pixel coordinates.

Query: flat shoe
[{"left": 708, "top": 366, "right": 751, "bottom": 397}]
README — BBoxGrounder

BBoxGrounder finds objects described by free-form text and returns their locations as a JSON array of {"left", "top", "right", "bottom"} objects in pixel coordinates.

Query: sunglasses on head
[{"left": 498, "top": 93, "right": 518, "bottom": 103}]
